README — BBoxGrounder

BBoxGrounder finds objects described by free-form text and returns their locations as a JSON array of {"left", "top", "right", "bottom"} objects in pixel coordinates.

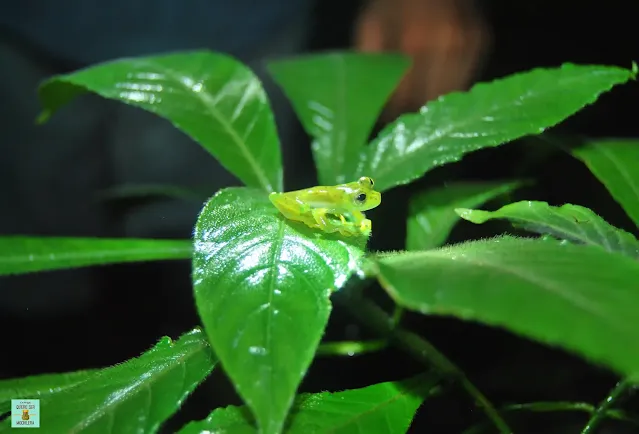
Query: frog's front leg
[
  {"left": 335, "top": 219, "right": 371, "bottom": 237},
  {"left": 309, "top": 208, "right": 372, "bottom": 237},
  {"left": 336, "top": 223, "right": 363, "bottom": 237},
  {"left": 310, "top": 208, "right": 341, "bottom": 233},
  {"left": 327, "top": 211, "right": 368, "bottom": 237},
  {"left": 358, "top": 218, "right": 372, "bottom": 235},
  {"left": 347, "top": 210, "right": 372, "bottom": 235}
]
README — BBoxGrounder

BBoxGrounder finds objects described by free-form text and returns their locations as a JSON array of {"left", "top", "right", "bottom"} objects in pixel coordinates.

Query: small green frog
[{"left": 269, "top": 176, "right": 382, "bottom": 237}]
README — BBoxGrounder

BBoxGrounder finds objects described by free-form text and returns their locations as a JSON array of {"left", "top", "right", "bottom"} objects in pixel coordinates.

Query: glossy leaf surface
[
  {"left": 356, "top": 64, "right": 634, "bottom": 192},
  {"left": 179, "top": 374, "right": 438, "bottom": 434},
  {"left": 407, "top": 181, "right": 521, "bottom": 250},
  {"left": 268, "top": 53, "right": 410, "bottom": 185},
  {"left": 192, "top": 187, "right": 367, "bottom": 434},
  {"left": 375, "top": 236, "right": 639, "bottom": 376},
  {"left": 39, "top": 51, "right": 282, "bottom": 192},
  {"left": 456, "top": 200, "right": 639, "bottom": 259},
  {"left": 0, "top": 369, "right": 98, "bottom": 414},
  {"left": 573, "top": 139, "right": 639, "bottom": 227},
  {"left": 0, "top": 236, "right": 192, "bottom": 276},
  {"left": 0, "top": 329, "right": 216, "bottom": 433}
]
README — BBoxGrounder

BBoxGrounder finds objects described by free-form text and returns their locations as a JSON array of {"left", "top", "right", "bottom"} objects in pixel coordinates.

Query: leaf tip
[
  {"left": 455, "top": 207, "right": 490, "bottom": 224},
  {"left": 631, "top": 61, "right": 638, "bottom": 79},
  {"left": 454, "top": 207, "right": 472, "bottom": 220},
  {"left": 36, "top": 110, "right": 51, "bottom": 125}
]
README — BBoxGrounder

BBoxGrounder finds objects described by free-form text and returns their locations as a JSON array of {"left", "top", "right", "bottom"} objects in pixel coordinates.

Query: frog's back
[{"left": 297, "top": 186, "right": 350, "bottom": 212}]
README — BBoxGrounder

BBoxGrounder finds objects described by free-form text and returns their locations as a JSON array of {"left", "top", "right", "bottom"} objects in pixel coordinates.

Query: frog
[{"left": 269, "top": 176, "right": 382, "bottom": 237}]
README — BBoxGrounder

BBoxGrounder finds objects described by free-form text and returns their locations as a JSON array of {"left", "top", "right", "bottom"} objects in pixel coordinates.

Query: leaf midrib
[
  {"left": 0, "top": 242, "right": 193, "bottom": 275},
  {"left": 254, "top": 220, "right": 286, "bottom": 433},
  {"left": 593, "top": 145, "right": 639, "bottom": 225},
  {"left": 149, "top": 61, "right": 274, "bottom": 192},
  {"left": 472, "top": 203, "right": 639, "bottom": 257},
  {"left": 310, "top": 383, "right": 427, "bottom": 433},
  {"left": 67, "top": 338, "right": 209, "bottom": 433},
  {"left": 382, "top": 247, "right": 630, "bottom": 336}
]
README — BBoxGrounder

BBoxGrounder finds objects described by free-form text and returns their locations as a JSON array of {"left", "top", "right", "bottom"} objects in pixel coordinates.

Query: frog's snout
[{"left": 369, "top": 191, "right": 381, "bottom": 209}]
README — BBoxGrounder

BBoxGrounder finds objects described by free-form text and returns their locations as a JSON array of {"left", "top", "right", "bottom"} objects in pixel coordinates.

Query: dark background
[{"left": 2, "top": 1, "right": 639, "bottom": 433}]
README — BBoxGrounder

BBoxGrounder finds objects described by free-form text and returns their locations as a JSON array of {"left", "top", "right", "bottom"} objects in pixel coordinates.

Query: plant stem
[
  {"left": 505, "top": 401, "right": 635, "bottom": 424},
  {"left": 463, "top": 401, "right": 639, "bottom": 434},
  {"left": 582, "top": 378, "right": 636, "bottom": 434},
  {"left": 334, "top": 288, "right": 512, "bottom": 434},
  {"left": 316, "top": 339, "right": 387, "bottom": 357},
  {"left": 391, "top": 305, "right": 405, "bottom": 328}
]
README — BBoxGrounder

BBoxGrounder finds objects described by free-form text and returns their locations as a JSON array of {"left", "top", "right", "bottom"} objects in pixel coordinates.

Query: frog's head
[{"left": 349, "top": 176, "right": 381, "bottom": 211}]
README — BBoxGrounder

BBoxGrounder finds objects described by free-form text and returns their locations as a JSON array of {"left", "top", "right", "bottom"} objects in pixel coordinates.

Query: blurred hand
[{"left": 354, "top": 0, "right": 489, "bottom": 119}]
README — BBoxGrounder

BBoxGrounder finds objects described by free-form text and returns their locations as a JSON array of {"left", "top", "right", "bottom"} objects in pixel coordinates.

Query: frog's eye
[
  {"left": 355, "top": 193, "right": 367, "bottom": 203},
  {"left": 358, "top": 177, "right": 374, "bottom": 188}
]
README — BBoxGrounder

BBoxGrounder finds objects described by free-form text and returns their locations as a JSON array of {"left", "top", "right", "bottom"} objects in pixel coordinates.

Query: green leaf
[
  {"left": 192, "top": 187, "right": 367, "bottom": 434},
  {"left": 573, "top": 139, "right": 639, "bottom": 228},
  {"left": 407, "top": 181, "right": 521, "bottom": 250},
  {"left": 0, "top": 329, "right": 217, "bottom": 433},
  {"left": 456, "top": 201, "right": 639, "bottom": 259},
  {"left": 179, "top": 374, "right": 439, "bottom": 434},
  {"left": 0, "top": 369, "right": 99, "bottom": 415},
  {"left": 38, "top": 50, "right": 282, "bottom": 192},
  {"left": 374, "top": 236, "right": 639, "bottom": 376},
  {"left": 0, "top": 237, "right": 192, "bottom": 276},
  {"left": 268, "top": 53, "right": 409, "bottom": 185},
  {"left": 358, "top": 64, "right": 634, "bottom": 192}
]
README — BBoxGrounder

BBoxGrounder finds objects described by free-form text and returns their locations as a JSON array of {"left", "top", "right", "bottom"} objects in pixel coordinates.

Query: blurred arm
[{"left": 354, "top": 0, "right": 490, "bottom": 118}]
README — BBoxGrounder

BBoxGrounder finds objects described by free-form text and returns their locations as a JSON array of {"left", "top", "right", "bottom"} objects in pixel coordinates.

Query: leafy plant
[{"left": 1, "top": 50, "right": 638, "bottom": 433}]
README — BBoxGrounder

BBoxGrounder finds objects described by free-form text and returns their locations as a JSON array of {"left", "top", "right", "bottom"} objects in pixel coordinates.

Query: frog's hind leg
[{"left": 270, "top": 193, "right": 312, "bottom": 221}]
